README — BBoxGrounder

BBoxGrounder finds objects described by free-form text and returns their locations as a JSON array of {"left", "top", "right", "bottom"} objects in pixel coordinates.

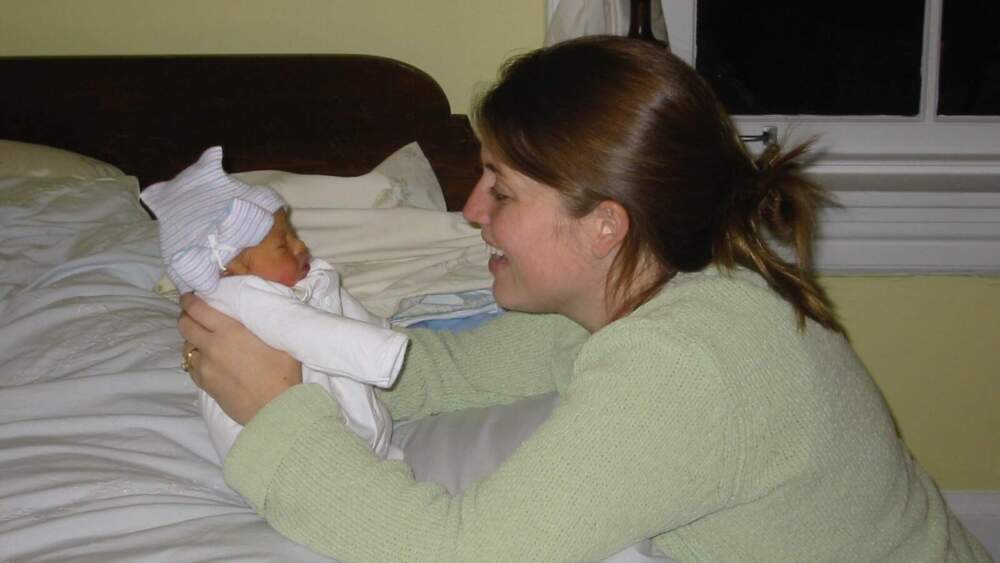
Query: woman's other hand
[{"left": 178, "top": 293, "right": 302, "bottom": 425}]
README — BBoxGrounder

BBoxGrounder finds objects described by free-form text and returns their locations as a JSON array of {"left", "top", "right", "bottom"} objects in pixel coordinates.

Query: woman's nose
[{"left": 463, "top": 175, "right": 492, "bottom": 226}]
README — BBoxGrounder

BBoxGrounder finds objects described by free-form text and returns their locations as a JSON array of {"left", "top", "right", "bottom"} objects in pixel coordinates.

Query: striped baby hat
[{"left": 141, "top": 146, "right": 286, "bottom": 294}]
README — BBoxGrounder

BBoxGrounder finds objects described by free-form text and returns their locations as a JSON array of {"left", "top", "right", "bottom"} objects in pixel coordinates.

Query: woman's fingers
[
  {"left": 181, "top": 345, "right": 205, "bottom": 386},
  {"left": 176, "top": 292, "right": 301, "bottom": 424},
  {"left": 178, "top": 313, "right": 210, "bottom": 349},
  {"left": 178, "top": 294, "right": 211, "bottom": 349},
  {"left": 179, "top": 292, "right": 199, "bottom": 314},
  {"left": 180, "top": 293, "right": 235, "bottom": 331},
  {"left": 178, "top": 293, "right": 240, "bottom": 349}
]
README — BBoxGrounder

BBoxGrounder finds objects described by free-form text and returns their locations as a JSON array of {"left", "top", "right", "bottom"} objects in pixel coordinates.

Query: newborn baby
[{"left": 142, "top": 146, "right": 406, "bottom": 461}]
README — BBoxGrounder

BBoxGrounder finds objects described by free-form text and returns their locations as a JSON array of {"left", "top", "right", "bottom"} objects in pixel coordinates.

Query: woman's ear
[{"left": 588, "top": 200, "right": 629, "bottom": 259}]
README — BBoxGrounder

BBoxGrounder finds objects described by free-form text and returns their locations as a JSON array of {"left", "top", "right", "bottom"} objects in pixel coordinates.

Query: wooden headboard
[{"left": 0, "top": 55, "right": 481, "bottom": 211}]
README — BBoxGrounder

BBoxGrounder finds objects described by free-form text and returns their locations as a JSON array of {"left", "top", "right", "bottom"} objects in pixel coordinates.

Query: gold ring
[{"left": 181, "top": 349, "right": 196, "bottom": 372}]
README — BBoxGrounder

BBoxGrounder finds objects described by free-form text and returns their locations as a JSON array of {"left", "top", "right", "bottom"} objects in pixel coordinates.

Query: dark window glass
[
  {"left": 695, "top": 2, "right": 925, "bottom": 116},
  {"left": 938, "top": 0, "right": 1000, "bottom": 115}
]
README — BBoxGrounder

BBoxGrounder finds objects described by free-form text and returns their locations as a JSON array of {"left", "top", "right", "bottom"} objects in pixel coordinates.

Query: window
[
  {"left": 697, "top": 3, "right": 925, "bottom": 117},
  {"left": 545, "top": 0, "right": 1000, "bottom": 272},
  {"left": 937, "top": 1, "right": 1000, "bottom": 116},
  {"left": 667, "top": 0, "right": 1000, "bottom": 163}
]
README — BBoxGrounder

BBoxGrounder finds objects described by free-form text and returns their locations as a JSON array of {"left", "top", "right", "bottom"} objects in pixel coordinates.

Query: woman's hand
[{"left": 178, "top": 293, "right": 302, "bottom": 425}]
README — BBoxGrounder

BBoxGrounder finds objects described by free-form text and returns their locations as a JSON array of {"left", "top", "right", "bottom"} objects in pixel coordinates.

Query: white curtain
[{"left": 545, "top": 0, "right": 669, "bottom": 47}]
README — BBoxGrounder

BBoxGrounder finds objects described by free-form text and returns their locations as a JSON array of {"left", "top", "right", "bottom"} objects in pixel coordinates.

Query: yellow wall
[
  {"left": 822, "top": 275, "right": 1000, "bottom": 490},
  {"left": 2, "top": 0, "right": 996, "bottom": 490},
  {"left": 0, "top": 0, "right": 545, "bottom": 114}
]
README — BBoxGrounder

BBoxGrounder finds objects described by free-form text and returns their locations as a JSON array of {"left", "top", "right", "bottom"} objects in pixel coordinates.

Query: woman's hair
[{"left": 474, "top": 36, "right": 843, "bottom": 333}]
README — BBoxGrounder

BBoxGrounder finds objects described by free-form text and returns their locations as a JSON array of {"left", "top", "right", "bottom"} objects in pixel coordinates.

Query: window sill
[{"left": 808, "top": 169, "right": 1000, "bottom": 273}]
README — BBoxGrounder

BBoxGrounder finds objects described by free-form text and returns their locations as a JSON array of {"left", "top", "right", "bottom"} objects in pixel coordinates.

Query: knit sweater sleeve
[
  {"left": 378, "top": 311, "right": 586, "bottom": 421},
  {"left": 224, "top": 319, "right": 741, "bottom": 562}
]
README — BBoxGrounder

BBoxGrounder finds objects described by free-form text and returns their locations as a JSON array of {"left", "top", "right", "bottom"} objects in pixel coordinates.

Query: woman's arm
[
  {"left": 181, "top": 290, "right": 584, "bottom": 425},
  {"left": 225, "top": 321, "right": 740, "bottom": 562},
  {"left": 380, "top": 311, "right": 586, "bottom": 421}
]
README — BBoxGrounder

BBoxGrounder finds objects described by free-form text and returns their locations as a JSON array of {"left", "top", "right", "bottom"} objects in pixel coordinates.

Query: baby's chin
[
  {"left": 252, "top": 271, "right": 306, "bottom": 288},
  {"left": 285, "top": 262, "right": 311, "bottom": 286},
  {"left": 243, "top": 261, "right": 310, "bottom": 287}
]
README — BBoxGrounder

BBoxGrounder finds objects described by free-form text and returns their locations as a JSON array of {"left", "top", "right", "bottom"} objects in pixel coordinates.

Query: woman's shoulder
[
  {"left": 627, "top": 266, "right": 806, "bottom": 338},
  {"left": 596, "top": 266, "right": 852, "bottom": 380},
  {"left": 578, "top": 279, "right": 736, "bottom": 391},
  {"left": 641, "top": 266, "right": 778, "bottom": 312}
]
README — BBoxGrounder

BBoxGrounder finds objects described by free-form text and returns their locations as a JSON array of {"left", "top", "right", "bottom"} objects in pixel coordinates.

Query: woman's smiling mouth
[{"left": 486, "top": 242, "right": 507, "bottom": 273}]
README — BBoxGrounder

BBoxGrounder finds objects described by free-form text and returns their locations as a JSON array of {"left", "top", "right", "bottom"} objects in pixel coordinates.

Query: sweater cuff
[{"left": 223, "top": 383, "right": 339, "bottom": 511}]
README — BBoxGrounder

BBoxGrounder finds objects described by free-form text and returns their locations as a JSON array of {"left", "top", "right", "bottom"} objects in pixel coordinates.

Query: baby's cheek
[{"left": 284, "top": 266, "right": 306, "bottom": 287}]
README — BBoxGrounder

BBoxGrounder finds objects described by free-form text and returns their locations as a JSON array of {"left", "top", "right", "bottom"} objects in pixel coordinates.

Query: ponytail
[{"left": 714, "top": 140, "right": 844, "bottom": 334}]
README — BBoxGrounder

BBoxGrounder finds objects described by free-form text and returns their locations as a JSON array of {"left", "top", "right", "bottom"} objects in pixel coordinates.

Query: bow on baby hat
[{"left": 140, "top": 146, "right": 286, "bottom": 293}]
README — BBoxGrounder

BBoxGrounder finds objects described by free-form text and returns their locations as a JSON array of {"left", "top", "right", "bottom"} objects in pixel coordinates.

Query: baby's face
[{"left": 225, "top": 209, "right": 312, "bottom": 287}]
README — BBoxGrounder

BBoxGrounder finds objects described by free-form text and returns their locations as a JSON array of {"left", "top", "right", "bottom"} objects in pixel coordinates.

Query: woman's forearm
[{"left": 380, "top": 312, "right": 584, "bottom": 420}]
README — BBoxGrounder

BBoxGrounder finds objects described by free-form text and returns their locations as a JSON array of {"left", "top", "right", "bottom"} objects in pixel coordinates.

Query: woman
[{"left": 179, "top": 37, "right": 990, "bottom": 562}]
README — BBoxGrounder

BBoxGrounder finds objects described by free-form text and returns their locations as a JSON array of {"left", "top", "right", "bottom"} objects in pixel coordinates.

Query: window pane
[
  {"left": 695, "top": 2, "right": 925, "bottom": 116},
  {"left": 938, "top": 0, "right": 1000, "bottom": 116}
]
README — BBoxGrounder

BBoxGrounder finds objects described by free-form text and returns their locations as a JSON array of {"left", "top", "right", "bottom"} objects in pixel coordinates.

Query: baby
[{"left": 141, "top": 146, "right": 406, "bottom": 461}]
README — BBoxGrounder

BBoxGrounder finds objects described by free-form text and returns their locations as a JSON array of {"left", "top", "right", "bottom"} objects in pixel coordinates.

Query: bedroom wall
[
  {"left": 2, "top": 0, "right": 997, "bottom": 491},
  {"left": 0, "top": 0, "right": 546, "bottom": 115},
  {"left": 821, "top": 276, "right": 999, "bottom": 490}
]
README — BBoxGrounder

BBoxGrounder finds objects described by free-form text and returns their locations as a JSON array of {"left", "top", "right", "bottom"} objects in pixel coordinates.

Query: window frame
[
  {"left": 667, "top": 0, "right": 1000, "bottom": 163},
  {"left": 668, "top": 0, "right": 1000, "bottom": 273},
  {"left": 545, "top": 0, "right": 1000, "bottom": 273}
]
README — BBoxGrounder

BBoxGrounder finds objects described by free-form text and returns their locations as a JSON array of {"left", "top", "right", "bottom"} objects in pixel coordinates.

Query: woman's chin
[
  {"left": 491, "top": 284, "right": 515, "bottom": 311},
  {"left": 493, "top": 288, "right": 541, "bottom": 314},
  {"left": 490, "top": 268, "right": 535, "bottom": 313}
]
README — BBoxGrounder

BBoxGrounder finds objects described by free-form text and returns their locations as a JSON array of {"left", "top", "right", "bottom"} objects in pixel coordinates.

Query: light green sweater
[{"left": 225, "top": 268, "right": 990, "bottom": 562}]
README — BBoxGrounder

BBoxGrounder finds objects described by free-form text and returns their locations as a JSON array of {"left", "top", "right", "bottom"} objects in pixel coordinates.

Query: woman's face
[{"left": 463, "top": 147, "right": 605, "bottom": 323}]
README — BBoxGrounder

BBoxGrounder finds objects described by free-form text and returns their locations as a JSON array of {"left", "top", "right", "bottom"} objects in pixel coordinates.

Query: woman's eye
[{"left": 489, "top": 186, "right": 509, "bottom": 202}]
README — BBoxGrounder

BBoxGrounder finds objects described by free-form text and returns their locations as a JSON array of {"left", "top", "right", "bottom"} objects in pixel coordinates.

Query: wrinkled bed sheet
[
  {"left": 0, "top": 176, "right": 342, "bottom": 561},
  {"left": 0, "top": 174, "right": 667, "bottom": 563}
]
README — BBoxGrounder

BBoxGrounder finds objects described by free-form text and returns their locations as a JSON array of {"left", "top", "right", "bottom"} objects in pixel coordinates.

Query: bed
[
  {"left": 0, "top": 54, "right": 498, "bottom": 562},
  {"left": 1, "top": 55, "right": 997, "bottom": 563}
]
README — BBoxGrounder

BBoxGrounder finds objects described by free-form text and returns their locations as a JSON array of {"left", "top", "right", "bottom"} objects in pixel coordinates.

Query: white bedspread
[{"left": 0, "top": 176, "right": 342, "bottom": 561}]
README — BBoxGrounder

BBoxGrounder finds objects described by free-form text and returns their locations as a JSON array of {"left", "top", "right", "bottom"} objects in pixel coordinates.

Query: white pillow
[
  {"left": 234, "top": 142, "right": 447, "bottom": 212},
  {"left": 394, "top": 392, "right": 676, "bottom": 562},
  {"left": 0, "top": 175, "right": 155, "bottom": 296},
  {"left": 395, "top": 393, "right": 557, "bottom": 494},
  {"left": 292, "top": 207, "right": 491, "bottom": 318},
  {"left": 0, "top": 140, "right": 126, "bottom": 180},
  {"left": 234, "top": 142, "right": 489, "bottom": 318},
  {"left": 0, "top": 175, "right": 145, "bottom": 226}
]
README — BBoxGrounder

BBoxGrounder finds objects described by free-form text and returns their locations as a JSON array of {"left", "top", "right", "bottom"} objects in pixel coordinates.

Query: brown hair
[{"left": 474, "top": 36, "right": 843, "bottom": 333}]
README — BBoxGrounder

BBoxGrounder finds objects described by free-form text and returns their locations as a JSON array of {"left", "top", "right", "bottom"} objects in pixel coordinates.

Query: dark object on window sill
[{"left": 628, "top": 0, "right": 668, "bottom": 49}]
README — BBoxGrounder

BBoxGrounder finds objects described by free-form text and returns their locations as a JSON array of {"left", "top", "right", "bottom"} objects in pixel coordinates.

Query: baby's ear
[{"left": 222, "top": 253, "right": 251, "bottom": 277}]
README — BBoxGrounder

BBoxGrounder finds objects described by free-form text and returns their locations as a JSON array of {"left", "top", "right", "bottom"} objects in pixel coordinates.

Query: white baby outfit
[
  {"left": 201, "top": 257, "right": 406, "bottom": 460},
  {"left": 141, "top": 146, "right": 406, "bottom": 462}
]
